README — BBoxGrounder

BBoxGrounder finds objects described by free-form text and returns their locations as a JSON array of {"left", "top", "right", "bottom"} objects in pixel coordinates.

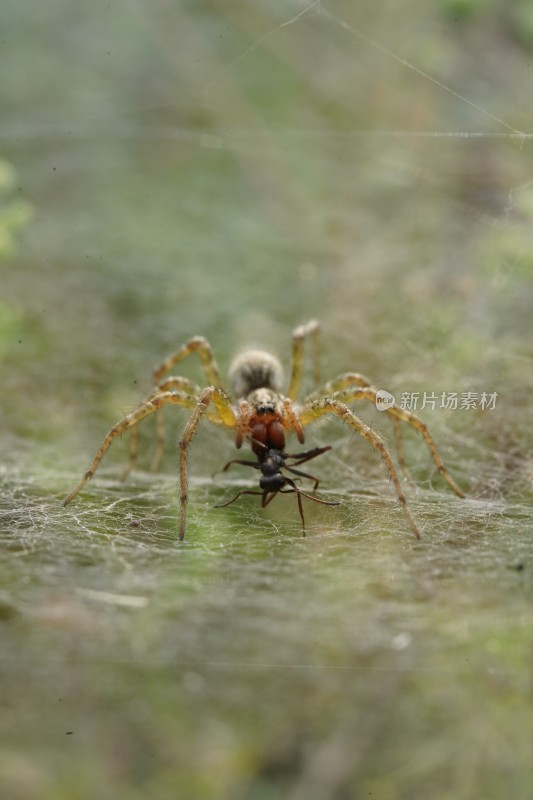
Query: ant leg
[
  {"left": 285, "top": 465, "right": 321, "bottom": 491},
  {"left": 294, "top": 486, "right": 306, "bottom": 534},
  {"left": 216, "top": 458, "right": 258, "bottom": 474},
  {"left": 281, "top": 445, "right": 332, "bottom": 490},
  {"left": 287, "top": 445, "right": 332, "bottom": 465},
  {"left": 279, "top": 479, "right": 341, "bottom": 535},
  {"left": 280, "top": 480, "right": 340, "bottom": 508},
  {"left": 258, "top": 485, "right": 306, "bottom": 536},
  {"left": 215, "top": 489, "right": 264, "bottom": 509},
  {"left": 285, "top": 445, "right": 333, "bottom": 488},
  {"left": 212, "top": 457, "right": 259, "bottom": 481}
]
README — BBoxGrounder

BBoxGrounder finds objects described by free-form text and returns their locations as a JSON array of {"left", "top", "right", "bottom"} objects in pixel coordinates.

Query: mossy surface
[{"left": 1, "top": 2, "right": 532, "bottom": 798}]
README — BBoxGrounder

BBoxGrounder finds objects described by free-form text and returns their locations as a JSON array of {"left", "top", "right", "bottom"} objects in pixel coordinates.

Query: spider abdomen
[{"left": 229, "top": 350, "right": 284, "bottom": 398}]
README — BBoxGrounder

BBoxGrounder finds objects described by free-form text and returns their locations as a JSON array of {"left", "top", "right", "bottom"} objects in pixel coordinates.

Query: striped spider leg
[
  {"left": 123, "top": 336, "right": 224, "bottom": 478},
  {"left": 305, "top": 374, "right": 464, "bottom": 498},
  {"left": 64, "top": 386, "right": 237, "bottom": 540}
]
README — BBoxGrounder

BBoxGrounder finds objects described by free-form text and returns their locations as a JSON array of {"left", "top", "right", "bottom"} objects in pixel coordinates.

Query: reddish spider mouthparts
[{"left": 64, "top": 320, "right": 464, "bottom": 540}]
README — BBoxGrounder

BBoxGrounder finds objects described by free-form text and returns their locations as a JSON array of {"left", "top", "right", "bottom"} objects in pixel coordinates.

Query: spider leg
[
  {"left": 152, "top": 336, "right": 224, "bottom": 387},
  {"left": 121, "top": 376, "right": 219, "bottom": 479},
  {"left": 119, "top": 378, "right": 200, "bottom": 480},
  {"left": 177, "top": 386, "right": 236, "bottom": 539},
  {"left": 385, "top": 401, "right": 463, "bottom": 496},
  {"left": 143, "top": 339, "right": 227, "bottom": 481},
  {"left": 149, "top": 376, "right": 201, "bottom": 473},
  {"left": 65, "top": 386, "right": 236, "bottom": 541},
  {"left": 121, "top": 424, "right": 139, "bottom": 481},
  {"left": 305, "top": 372, "right": 412, "bottom": 474},
  {"left": 327, "top": 380, "right": 412, "bottom": 474},
  {"left": 64, "top": 390, "right": 200, "bottom": 506},
  {"left": 121, "top": 407, "right": 165, "bottom": 480},
  {"left": 323, "top": 376, "right": 411, "bottom": 474},
  {"left": 304, "top": 372, "right": 372, "bottom": 403},
  {"left": 150, "top": 409, "right": 166, "bottom": 472},
  {"left": 299, "top": 399, "right": 422, "bottom": 538},
  {"left": 309, "top": 374, "right": 464, "bottom": 498},
  {"left": 391, "top": 416, "right": 413, "bottom": 480},
  {"left": 287, "top": 319, "right": 321, "bottom": 400}
]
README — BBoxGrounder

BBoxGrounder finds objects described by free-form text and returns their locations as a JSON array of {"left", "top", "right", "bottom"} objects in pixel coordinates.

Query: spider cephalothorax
[
  {"left": 228, "top": 351, "right": 303, "bottom": 455},
  {"left": 64, "top": 320, "right": 464, "bottom": 539}
]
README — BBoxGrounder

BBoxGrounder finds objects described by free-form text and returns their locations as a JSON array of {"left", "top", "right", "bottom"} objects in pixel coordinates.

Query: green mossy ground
[{"left": 1, "top": 2, "right": 532, "bottom": 798}]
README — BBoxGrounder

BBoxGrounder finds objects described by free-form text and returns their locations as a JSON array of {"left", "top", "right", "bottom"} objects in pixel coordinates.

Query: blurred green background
[{"left": 1, "top": 1, "right": 532, "bottom": 798}]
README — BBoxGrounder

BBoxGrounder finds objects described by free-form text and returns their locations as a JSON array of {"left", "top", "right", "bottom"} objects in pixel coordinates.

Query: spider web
[
  {"left": 205, "top": 0, "right": 526, "bottom": 138},
  {"left": 2, "top": 2, "right": 533, "bottom": 797},
  {"left": 24, "top": 0, "right": 533, "bottom": 522}
]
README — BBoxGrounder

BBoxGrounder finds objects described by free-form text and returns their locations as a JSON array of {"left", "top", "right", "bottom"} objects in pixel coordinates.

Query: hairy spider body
[{"left": 64, "top": 320, "right": 464, "bottom": 539}]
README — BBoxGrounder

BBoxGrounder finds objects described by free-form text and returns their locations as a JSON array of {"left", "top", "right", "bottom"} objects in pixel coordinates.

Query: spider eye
[{"left": 257, "top": 404, "right": 275, "bottom": 415}]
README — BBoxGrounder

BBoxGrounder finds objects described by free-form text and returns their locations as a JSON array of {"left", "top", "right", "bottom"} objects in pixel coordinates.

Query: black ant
[{"left": 215, "top": 443, "right": 339, "bottom": 534}]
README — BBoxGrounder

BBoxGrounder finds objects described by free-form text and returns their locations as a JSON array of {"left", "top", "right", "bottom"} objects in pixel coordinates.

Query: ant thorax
[{"left": 228, "top": 350, "right": 284, "bottom": 399}]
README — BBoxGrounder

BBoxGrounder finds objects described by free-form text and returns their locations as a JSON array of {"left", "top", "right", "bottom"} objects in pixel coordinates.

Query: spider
[{"left": 64, "top": 320, "right": 464, "bottom": 539}]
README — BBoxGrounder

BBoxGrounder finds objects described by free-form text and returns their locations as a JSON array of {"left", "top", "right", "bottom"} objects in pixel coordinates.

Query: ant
[{"left": 215, "top": 442, "right": 340, "bottom": 534}]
